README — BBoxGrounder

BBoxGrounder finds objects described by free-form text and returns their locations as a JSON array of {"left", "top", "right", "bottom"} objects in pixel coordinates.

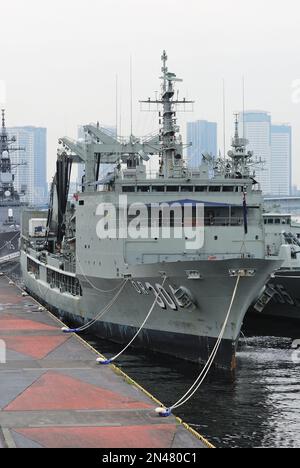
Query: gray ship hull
[
  {"left": 21, "top": 251, "right": 280, "bottom": 371},
  {"left": 251, "top": 270, "right": 300, "bottom": 321},
  {"left": 0, "top": 206, "right": 20, "bottom": 263}
]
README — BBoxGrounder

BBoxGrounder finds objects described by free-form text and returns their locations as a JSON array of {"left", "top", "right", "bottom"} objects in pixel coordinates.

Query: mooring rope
[
  {"left": 155, "top": 274, "right": 241, "bottom": 417},
  {"left": 76, "top": 255, "right": 127, "bottom": 294},
  {"left": 61, "top": 279, "right": 128, "bottom": 334},
  {"left": 97, "top": 275, "right": 167, "bottom": 365},
  {"left": 0, "top": 231, "right": 20, "bottom": 252}
]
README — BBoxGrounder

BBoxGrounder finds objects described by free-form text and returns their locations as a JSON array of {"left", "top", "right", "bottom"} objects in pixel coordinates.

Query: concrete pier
[{"left": 0, "top": 275, "right": 212, "bottom": 449}]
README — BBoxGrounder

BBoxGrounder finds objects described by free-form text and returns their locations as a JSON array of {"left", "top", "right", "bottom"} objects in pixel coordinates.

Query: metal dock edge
[{"left": 0, "top": 275, "right": 214, "bottom": 449}]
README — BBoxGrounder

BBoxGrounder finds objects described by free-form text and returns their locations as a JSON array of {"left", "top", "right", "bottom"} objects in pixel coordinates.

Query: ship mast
[
  {"left": 0, "top": 109, "right": 11, "bottom": 174},
  {"left": 226, "top": 113, "right": 254, "bottom": 178},
  {"left": 140, "top": 51, "right": 194, "bottom": 179},
  {"left": 0, "top": 109, "right": 26, "bottom": 202}
]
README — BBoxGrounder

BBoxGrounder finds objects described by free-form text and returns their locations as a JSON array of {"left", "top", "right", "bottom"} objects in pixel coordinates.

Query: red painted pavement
[
  {"left": 0, "top": 335, "right": 70, "bottom": 359},
  {"left": 0, "top": 315, "right": 57, "bottom": 331},
  {"left": 14, "top": 424, "right": 177, "bottom": 448},
  {"left": 4, "top": 371, "right": 152, "bottom": 412}
]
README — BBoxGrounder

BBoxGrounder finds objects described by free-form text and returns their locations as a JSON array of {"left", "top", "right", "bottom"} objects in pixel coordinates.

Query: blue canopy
[{"left": 148, "top": 199, "right": 240, "bottom": 208}]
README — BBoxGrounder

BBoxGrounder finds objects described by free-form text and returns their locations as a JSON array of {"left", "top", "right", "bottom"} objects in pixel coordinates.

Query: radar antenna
[{"left": 140, "top": 51, "right": 194, "bottom": 179}]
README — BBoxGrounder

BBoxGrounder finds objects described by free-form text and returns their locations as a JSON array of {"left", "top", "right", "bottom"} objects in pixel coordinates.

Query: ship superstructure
[{"left": 20, "top": 53, "right": 281, "bottom": 370}]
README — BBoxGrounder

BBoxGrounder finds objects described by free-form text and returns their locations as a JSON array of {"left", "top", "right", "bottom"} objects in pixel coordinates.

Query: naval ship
[
  {"left": 0, "top": 109, "right": 25, "bottom": 265},
  {"left": 252, "top": 213, "right": 300, "bottom": 321},
  {"left": 20, "top": 52, "right": 281, "bottom": 370}
]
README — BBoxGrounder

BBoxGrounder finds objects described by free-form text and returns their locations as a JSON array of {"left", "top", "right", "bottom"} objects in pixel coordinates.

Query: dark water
[
  {"left": 84, "top": 326, "right": 300, "bottom": 449},
  {"left": 6, "top": 263, "right": 300, "bottom": 448}
]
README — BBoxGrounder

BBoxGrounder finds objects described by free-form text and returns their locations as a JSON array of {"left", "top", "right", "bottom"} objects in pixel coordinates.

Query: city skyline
[
  {"left": 1, "top": 104, "right": 296, "bottom": 189},
  {"left": 5, "top": 109, "right": 293, "bottom": 198},
  {"left": 0, "top": 1, "right": 299, "bottom": 187}
]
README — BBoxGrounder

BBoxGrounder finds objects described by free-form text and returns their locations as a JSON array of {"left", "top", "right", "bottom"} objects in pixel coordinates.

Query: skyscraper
[
  {"left": 186, "top": 120, "right": 217, "bottom": 168},
  {"left": 239, "top": 111, "right": 272, "bottom": 194},
  {"left": 239, "top": 111, "right": 292, "bottom": 196},
  {"left": 8, "top": 126, "right": 47, "bottom": 206},
  {"left": 271, "top": 124, "right": 292, "bottom": 196}
]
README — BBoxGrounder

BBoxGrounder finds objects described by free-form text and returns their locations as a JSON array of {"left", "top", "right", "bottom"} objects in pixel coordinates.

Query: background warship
[
  {"left": 20, "top": 52, "right": 281, "bottom": 371},
  {"left": 252, "top": 213, "right": 300, "bottom": 321},
  {"left": 0, "top": 109, "right": 25, "bottom": 265}
]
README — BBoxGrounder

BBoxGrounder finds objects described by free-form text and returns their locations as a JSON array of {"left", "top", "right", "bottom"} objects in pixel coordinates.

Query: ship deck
[{"left": 0, "top": 274, "right": 212, "bottom": 449}]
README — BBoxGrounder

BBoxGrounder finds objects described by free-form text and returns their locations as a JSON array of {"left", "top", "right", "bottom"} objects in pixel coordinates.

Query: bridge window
[
  {"left": 122, "top": 186, "right": 135, "bottom": 193},
  {"left": 137, "top": 186, "right": 150, "bottom": 192},
  {"left": 181, "top": 186, "right": 194, "bottom": 192},
  {"left": 166, "top": 186, "right": 180, "bottom": 192},
  {"left": 195, "top": 186, "right": 208, "bottom": 192},
  {"left": 152, "top": 186, "right": 165, "bottom": 192}
]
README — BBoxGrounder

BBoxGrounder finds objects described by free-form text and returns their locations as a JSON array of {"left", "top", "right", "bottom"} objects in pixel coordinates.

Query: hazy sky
[{"left": 1, "top": 0, "right": 300, "bottom": 185}]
